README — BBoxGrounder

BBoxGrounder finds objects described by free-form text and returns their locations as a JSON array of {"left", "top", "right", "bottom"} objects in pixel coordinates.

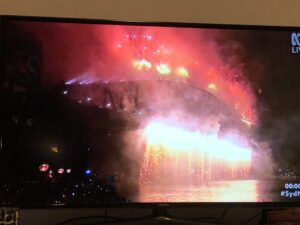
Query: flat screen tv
[{"left": 1, "top": 15, "right": 300, "bottom": 208}]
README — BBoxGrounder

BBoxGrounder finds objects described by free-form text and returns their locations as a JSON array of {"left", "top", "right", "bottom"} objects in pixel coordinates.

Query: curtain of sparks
[{"left": 139, "top": 122, "right": 251, "bottom": 184}]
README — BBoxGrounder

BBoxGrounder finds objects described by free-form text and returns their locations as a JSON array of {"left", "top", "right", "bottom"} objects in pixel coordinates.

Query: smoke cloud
[{"left": 5, "top": 21, "right": 281, "bottom": 200}]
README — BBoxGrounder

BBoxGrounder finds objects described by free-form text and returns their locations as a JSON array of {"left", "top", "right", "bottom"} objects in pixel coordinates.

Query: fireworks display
[
  {"left": 57, "top": 25, "right": 256, "bottom": 186},
  {"left": 109, "top": 27, "right": 256, "bottom": 124},
  {"left": 139, "top": 121, "right": 251, "bottom": 184},
  {"left": 31, "top": 24, "right": 258, "bottom": 187},
  {"left": 21, "top": 23, "right": 257, "bottom": 124},
  {"left": 6, "top": 20, "right": 288, "bottom": 204}
]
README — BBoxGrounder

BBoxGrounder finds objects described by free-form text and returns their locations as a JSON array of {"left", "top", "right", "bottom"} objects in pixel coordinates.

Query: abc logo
[
  {"left": 291, "top": 33, "right": 300, "bottom": 53},
  {"left": 291, "top": 33, "right": 300, "bottom": 46}
]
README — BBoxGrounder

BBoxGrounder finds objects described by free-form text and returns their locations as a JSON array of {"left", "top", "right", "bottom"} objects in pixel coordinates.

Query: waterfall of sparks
[{"left": 139, "top": 122, "right": 251, "bottom": 184}]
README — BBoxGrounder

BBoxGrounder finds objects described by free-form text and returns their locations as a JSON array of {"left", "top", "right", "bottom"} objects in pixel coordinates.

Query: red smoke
[{"left": 18, "top": 22, "right": 257, "bottom": 123}]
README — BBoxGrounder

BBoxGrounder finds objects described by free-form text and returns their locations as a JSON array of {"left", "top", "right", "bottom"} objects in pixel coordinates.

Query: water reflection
[{"left": 136, "top": 179, "right": 280, "bottom": 202}]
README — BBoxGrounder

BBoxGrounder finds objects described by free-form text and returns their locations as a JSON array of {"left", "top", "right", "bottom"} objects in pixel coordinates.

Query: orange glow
[
  {"left": 133, "top": 59, "right": 152, "bottom": 70},
  {"left": 208, "top": 83, "right": 217, "bottom": 91},
  {"left": 140, "top": 122, "right": 251, "bottom": 184},
  {"left": 176, "top": 67, "right": 189, "bottom": 78}
]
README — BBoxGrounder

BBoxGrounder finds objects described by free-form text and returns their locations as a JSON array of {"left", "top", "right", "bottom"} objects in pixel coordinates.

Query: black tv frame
[{"left": 1, "top": 15, "right": 300, "bottom": 209}]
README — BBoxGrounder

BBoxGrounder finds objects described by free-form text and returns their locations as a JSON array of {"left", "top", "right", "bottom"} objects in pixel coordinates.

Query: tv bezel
[{"left": 1, "top": 15, "right": 300, "bottom": 209}]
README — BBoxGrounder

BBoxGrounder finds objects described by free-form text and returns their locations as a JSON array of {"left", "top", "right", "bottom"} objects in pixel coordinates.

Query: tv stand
[
  {"left": 57, "top": 206, "right": 228, "bottom": 225},
  {"left": 143, "top": 206, "right": 227, "bottom": 225}
]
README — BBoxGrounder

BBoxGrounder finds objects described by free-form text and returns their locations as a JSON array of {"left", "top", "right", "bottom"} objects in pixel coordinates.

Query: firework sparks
[
  {"left": 14, "top": 21, "right": 281, "bottom": 203},
  {"left": 176, "top": 67, "right": 189, "bottom": 78},
  {"left": 140, "top": 121, "right": 251, "bottom": 184},
  {"left": 208, "top": 83, "right": 217, "bottom": 92},
  {"left": 24, "top": 23, "right": 258, "bottom": 124},
  {"left": 133, "top": 59, "right": 152, "bottom": 70},
  {"left": 156, "top": 63, "right": 171, "bottom": 75},
  {"left": 241, "top": 119, "right": 253, "bottom": 127}
]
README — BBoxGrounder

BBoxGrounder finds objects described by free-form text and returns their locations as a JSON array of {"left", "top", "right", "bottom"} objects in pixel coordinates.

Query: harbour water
[{"left": 136, "top": 179, "right": 288, "bottom": 202}]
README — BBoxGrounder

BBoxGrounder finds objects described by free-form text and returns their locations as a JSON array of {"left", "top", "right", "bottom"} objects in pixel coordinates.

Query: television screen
[{"left": 1, "top": 16, "right": 300, "bottom": 207}]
